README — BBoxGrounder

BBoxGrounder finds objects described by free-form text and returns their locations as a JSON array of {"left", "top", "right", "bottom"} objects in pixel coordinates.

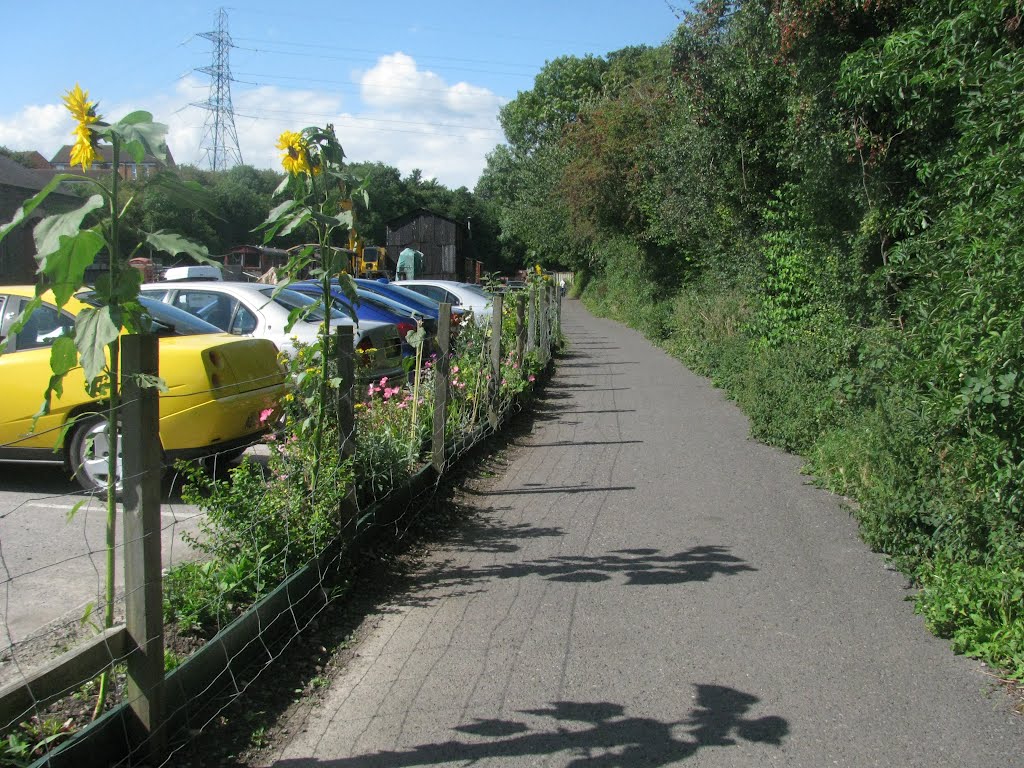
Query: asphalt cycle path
[{"left": 261, "top": 298, "right": 1022, "bottom": 767}]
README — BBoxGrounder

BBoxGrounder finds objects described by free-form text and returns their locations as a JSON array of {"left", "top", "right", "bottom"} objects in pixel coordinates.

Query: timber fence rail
[{"left": 0, "top": 281, "right": 563, "bottom": 768}]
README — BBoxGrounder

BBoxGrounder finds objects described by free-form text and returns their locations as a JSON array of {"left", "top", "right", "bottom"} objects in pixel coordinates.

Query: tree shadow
[
  {"left": 411, "top": 544, "right": 755, "bottom": 594},
  {"left": 442, "top": 512, "right": 567, "bottom": 555},
  {"left": 514, "top": 440, "right": 643, "bottom": 448},
  {"left": 271, "top": 685, "right": 788, "bottom": 767},
  {"left": 559, "top": 361, "right": 639, "bottom": 368},
  {"left": 464, "top": 484, "right": 636, "bottom": 496}
]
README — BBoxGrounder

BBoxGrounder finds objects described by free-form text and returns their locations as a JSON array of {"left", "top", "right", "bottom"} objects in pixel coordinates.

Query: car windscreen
[
  {"left": 258, "top": 287, "right": 345, "bottom": 321},
  {"left": 357, "top": 291, "right": 421, "bottom": 318},
  {"left": 458, "top": 283, "right": 493, "bottom": 299},
  {"left": 79, "top": 292, "right": 223, "bottom": 336}
]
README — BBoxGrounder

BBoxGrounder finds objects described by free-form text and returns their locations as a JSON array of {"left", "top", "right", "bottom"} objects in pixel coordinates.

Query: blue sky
[{"left": 0, "top": 1, "right": 685, "bottom": 189}]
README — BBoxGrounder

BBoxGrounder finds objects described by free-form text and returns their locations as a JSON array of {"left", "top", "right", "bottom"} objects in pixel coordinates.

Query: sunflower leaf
[
  {"left": 110, "top": 118, "right": 169, "bottom": 165},
  {"left": 75, "top": 305, "right": 120, "bottom": 385},
  {"left": 149, "top": 172, "right": 220, "bottom": 216},
  {"left": 0, "top": 175, "right": 95, "bottom": 244},
  {"left": 146, "top": 230, "right": 219, "bottom": 267},
  {"left": 35, "top": 226, "right": 105, "bottom": 306}
]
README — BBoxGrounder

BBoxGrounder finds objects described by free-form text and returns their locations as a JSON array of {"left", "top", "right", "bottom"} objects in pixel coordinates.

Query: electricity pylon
[{"left": 194, "top": 7, "right": 244, "bottom": 171}]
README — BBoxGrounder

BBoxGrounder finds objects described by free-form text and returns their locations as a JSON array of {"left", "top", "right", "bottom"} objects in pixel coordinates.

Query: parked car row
[
  {"left": 0, "top": 286, "right": 287, "bottom": 493},
  {"left": 0, "top": 279, "right": 494, "bottom": 493}
]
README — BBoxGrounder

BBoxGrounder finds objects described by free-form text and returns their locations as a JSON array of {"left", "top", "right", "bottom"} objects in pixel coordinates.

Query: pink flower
[
  {"left": 512, "top": 363, "right": 519, "bottom": 369},
  {"left": 528, "top": 375, "right": 536, "bottom": 383},
  {"left": 259, "top": 407, "right": 275, "bottom": 424},
  {"left": 398, "top": 401, "right": 408, "bottom": 409},
  {"left": 501, "top": 379, "right": 507, "bottom": 387},
  {"left": 367, "top": 383, "right": 375, "bottom": 396},
  {"left": 379, "top": 376, "right": 388, "bottom": 387},
  {"left": 451, "top": 365, "right": 459, "bottom": 374}
]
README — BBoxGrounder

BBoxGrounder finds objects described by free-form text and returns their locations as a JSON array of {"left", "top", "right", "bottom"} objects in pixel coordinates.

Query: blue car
[
  {"left": 355, "top": 278, "right": 467, "bottom": 324},
  {"left": 291, "top": 282, "right": 435, "bottom": 360}
]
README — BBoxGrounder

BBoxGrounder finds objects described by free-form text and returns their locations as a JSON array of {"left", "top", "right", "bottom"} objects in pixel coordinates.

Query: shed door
[{"left": 442, "top": 244, "right": 456, "bottom": 275}]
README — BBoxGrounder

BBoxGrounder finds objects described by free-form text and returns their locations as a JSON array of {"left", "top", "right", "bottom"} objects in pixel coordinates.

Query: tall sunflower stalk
[
  {"left": 260, "top": 126, "right": 367, "bottom": 484},
  {"left": 0, "top": 84, "right": 215, "bottom": 718}
]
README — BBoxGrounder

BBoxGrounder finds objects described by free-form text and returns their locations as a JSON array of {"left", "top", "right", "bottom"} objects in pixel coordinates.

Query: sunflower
[
  {"left": 62, "top": 84, "right": 101, "bottom": 171},
  {"left": 276, "top": 130, "right": 312, "bottom": 176}
]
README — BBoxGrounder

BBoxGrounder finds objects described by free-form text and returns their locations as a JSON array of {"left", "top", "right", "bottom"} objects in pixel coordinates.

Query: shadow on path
[
  {"left": 414, "top": 544, "right": 755, "bottom": 592},
  {"left": 271, "top": 685, "right": 788, "bottom": 767},
  {"left": 465, "top": 484, "right": 636, "bottom": 496}
]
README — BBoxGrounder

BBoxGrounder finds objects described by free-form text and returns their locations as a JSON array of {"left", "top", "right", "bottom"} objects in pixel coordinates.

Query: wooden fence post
[
  {"left": 488, "top": 293, "right": 504, "bottom": 429},
  {"left": 515, "top": 294, "right": 526, "bottom": 367},
  {"left": 432, "top": 304, "right": 452, "bottom": 474},
  {"left": 555, "top": 283, "right": 562, "bottom": 347},
  {"left": 120, "top": 334, "right": 165, "bottom": 761},
  {"left": 335, "top": 325, "right": 357, "bottom": 529},
  {"left": 539, "top": 285, "right": 549, "bottom": 364},
  {"left": 527, "top": 284, "right": 537, "bottom": 353}
]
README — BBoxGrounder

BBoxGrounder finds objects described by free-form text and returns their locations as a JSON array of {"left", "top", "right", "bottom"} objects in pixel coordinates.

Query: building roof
[
  {"left": 0, "top": 154, "right": 51, "bottom": 192},
  {"left": 385, "top": 207, "right": 462, "bottom": 230},
  {"left": 17, "top": 151, "right": 52, "bottom": 170}
]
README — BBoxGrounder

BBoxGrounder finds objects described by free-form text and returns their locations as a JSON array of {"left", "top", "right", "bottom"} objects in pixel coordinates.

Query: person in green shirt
[{"left": 396, "top": 247, "right": 423, "bottom": 280}]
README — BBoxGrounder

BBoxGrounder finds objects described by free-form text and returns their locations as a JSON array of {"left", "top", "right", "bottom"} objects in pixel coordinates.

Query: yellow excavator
[{"left": 340, "top": 200, "right": 386, "bottom": 277}]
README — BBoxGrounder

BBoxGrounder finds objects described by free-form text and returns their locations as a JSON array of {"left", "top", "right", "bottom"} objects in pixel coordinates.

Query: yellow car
[{"left": 0, "top": 286, "right": 286, "bottom": 493}]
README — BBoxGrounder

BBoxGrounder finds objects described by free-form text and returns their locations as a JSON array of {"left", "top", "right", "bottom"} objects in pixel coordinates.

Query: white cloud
[
  {"left": 0, "top": 55, "right": 505, "bottom": 190},
  {"left": 359, "top": 52, "right": 448, "bottom": 111},
  {"left": 0, "top": 103, "right": 72, "bottom": 162}
]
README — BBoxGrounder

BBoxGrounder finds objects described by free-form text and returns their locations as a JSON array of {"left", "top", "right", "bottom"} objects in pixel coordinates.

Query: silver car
[
  {"left": 392, "top": 280, "right": 493, "bottom": 324},
  {"left": 140, "top": 281, "right": 404, "bottom": 382}
]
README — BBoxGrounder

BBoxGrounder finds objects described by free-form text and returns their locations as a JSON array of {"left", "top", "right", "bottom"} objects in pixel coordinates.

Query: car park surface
[{"left": 0, "top": 287, "right": 285, "bottom": 492}]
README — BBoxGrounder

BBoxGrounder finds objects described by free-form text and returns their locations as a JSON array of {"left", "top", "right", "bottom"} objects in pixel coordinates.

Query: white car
[
  {"left": 393, "top": 280, "right": 493, "bottom": 324},
  {"left": 140, "top": 281, "right": 404, "bottom": 382}
]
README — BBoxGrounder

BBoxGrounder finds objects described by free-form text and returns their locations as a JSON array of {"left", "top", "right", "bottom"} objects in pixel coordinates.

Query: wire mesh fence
[{"left": 0, "top": 280, "right": 563, "bottom": 767}]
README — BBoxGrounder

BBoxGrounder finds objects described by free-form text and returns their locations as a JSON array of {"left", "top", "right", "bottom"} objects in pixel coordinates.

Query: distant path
[{"left": 262, "top": 298, "right": 1022, "bottom": 767}]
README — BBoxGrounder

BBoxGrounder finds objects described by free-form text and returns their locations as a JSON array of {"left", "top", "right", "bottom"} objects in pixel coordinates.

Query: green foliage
[
  {"left": 1, "top": 717, "right": 75, "bottom": 768},
  {"left": 499, "top": 55, "right": 608, "bottom": 150},
  {"left": 915, "top": 551, "right": 1024, "bottom": 678},
  {"left": 169, "top": 446, "right": 345, "bottom": 634}
]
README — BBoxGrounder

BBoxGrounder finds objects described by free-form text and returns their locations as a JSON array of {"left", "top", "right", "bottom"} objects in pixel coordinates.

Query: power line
[
  {"left": 232, "top": 37, "right": 541, "bottom": 74},
  {"left": 192, "top": 7, "right": 244, "bottom": 171},
  {"left": 231, "top": 43, "right": 534, "bottom": 80},
  {"left": 242, "top": 106, "right": 501, "bottom": 134},
  {"left": 234, "top": 70, "right": 499, "bottom": 99},
  {"left": 232, "top": 110, "right": 501, "bottom": 140}
]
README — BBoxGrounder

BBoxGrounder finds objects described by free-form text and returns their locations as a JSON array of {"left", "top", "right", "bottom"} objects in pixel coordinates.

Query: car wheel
[{"left": 69, "top": 413, "right": 122, "bottom": 495}]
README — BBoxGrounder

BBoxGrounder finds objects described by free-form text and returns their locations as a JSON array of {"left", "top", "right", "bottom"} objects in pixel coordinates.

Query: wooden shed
[{"left": 385, "top": 208, "right": 469, "bottom": 281}]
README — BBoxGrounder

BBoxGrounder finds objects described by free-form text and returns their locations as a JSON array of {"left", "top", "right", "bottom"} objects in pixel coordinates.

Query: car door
[
  {"left": 0, "top": 296, "right": 88, "bottom": 456},
  {"left": 166, "top": 289, "right": 240, "bottom": 332}
]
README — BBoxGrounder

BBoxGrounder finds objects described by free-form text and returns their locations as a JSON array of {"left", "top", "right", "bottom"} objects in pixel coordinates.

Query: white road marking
[{"left": 23, "top": 502, "right": 201, "bottom": 520}]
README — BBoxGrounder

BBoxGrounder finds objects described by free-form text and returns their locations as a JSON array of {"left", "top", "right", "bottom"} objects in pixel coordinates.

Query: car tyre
[{"left": 69, "top": 413, "right": 122, "bottom": 495}]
